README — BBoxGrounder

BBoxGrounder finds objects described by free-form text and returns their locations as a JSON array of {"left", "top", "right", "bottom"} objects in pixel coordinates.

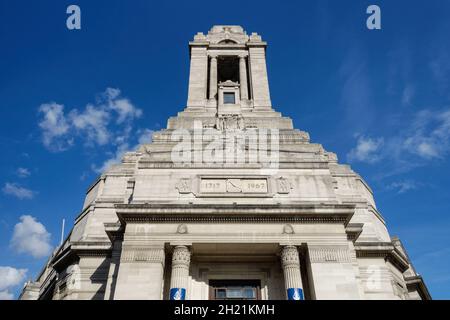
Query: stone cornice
[
  {"left": 115, "top": 203, "right": 355, "bottom": 226},
  {"left": 345, "top": 223, "right": 363, "bottom": 242},
  {"left": 405, "top": 275, "right": 432, "bottom": 300},
  {"left": 354, "top": 242, "right": 409, "bottom": 272},
  {"left": 38, "top": 269, "right": 57, "bottom": 300},
  {"left": 51, "top": 241, "right": 112, "bottom": 272},
  {"left": 104, "top": 222, "right": 124, "bottom": 242}
]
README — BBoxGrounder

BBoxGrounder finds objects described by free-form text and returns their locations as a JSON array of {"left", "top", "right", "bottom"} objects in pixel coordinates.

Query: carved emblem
[
  {"left": 283, "top": 224, "right": 294, "bottom": 234},
  {"left": 176, "top": 224, "right": 188, "bottom": 234},
  {"left": 176, "top": 179, "right": 191, "bottom": 194},
  {"left": 277, "top": 177, "right": 292, "bottom": 194},
  {"left": 216, "top": 115, "right": 244, "bottom": 130},
  {"left": 226, "top": 179, "right": 242, "bottom": 193}
]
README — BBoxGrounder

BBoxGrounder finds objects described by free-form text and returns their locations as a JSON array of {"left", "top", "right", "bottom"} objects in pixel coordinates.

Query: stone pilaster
[
  {"left": 104, "top": 239, "right": 122, "bottom": 300},
  {"left": 248, "top": 46, "right": 272, "bottom": 108},
  {"left": 187, "top": 46, "right": 208, "bottom": 108},
  {"left": 114, "top": 244, "right": 165, "bottom": 300},
  {"left": 239, "top": 55, "right": 248, "bottom": 100},
  {"left": 281, "top": 246, "right": 304, "bottom": 300},
  {"left": 169, "top": 245, "right": 191, "bottom": 300},
  {"left": 209, "top": 55, "right": 218, "bottom": 102}
]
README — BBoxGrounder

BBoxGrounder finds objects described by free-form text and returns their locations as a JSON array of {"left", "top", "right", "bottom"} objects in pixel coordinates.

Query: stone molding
[
  {"left": 120, "top": 246, "right": 165, "bottom": 265},
  {"left": 118, "top": 215, "right": 348, "bottom": 224},
  {"left": 116, "top": 203, "right": 355, "bottom": 225},
  {"left": 308, "top": 246, "right": 352, "bottom": 263}
]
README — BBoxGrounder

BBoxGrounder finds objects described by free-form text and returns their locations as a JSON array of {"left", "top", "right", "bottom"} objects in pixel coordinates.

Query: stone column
[
  {"left": 281, "top": 246, "right": 304, "bottom": 300},
  {"left": 239, "top": 55, "right": 249, "bottom": 100},
  {"left": 169, "top": 246, "right": 191, "bottom": 300},
  {"left": 209, "top": 55, "right": 218, "bottom": 101}
]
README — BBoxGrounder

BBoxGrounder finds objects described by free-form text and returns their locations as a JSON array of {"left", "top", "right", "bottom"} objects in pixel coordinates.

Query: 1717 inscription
[{"left": 200, "top": 178, "right": 268, "bottom": 194}]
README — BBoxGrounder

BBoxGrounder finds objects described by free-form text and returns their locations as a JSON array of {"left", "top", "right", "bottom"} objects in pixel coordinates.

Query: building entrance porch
[{"left": 163, "top": 243, "right": 310, "bottom": 300}]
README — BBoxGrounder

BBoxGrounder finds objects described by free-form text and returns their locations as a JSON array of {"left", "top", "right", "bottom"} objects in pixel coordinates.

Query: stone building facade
[{"left": 20, "top": 26, "right": 430, "bottom": 300}]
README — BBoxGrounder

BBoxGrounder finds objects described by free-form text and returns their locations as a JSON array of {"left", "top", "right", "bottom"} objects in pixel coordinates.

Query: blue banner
[
  {"left": 170, "top": 288, "right": 186, "bottom": 300},
  {"left": 287, "top": 288, "right": 304, "bottom": 300}
]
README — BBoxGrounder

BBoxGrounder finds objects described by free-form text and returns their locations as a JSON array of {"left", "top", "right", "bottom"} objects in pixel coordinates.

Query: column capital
[
  {"left": 209, "top": 53, "right": 219, "bottom": 59},
  {"left": 172, "top": 245, "right": 191, "bottom": 267},
  {"left": 238, "top": 53, "right": 249, "bottom": 58},
  {"left": 280, "top": 245, "right": 304, "bottom": 300},
  {"left": 281, "top": 245, "right": 300, "bottom": 268}
]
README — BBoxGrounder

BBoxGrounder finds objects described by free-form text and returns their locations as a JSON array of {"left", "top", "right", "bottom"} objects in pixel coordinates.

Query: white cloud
[
  {"left": 347, "top": 135, "right": 384, "bottom": 163},
  {"left": 92, "top": 143, "right": 130, "bottom": 173},
  {"left": 0, "top": 266, "right": 27, "bottom": 300},
  {"left": 92, "top": 128, "right": 154, "bottom": 174},
  {"left": 37, "top": 88, "right": 142, "bottom": 151},
  {"left": 38, "top": 103, "right": 72, "bottom": 151},
  {"left": 2, "top": 183, "right": 35, "bottom": 200},
  {"left": 402, "top": 109, "right": 450, "bottom": 159},
  {"left": 0, "top": 267, "right": 27, "bottom": 291},
  {"left": 104, "top": 88, "right": 142, "bottom": 124},
  {"left": 137, "top": 128, "right": 154, "bottom": 145},
  {"left": 387, "top": 180, "right": 419, "bottom": 194},
  {"left": 430, "top": 50, "right": 450, "bottom": 94},
  {"left": 339, "top": 48, "right": 375, "bottom": 131},
  {"left": 10, "top": 215, "right": 52, "bottom": 258},
  {"left": 37, "top": 88, "right": 155, "bottom": 175},
  {"left": 70, "top": 104, "right": 111, "bottom": 146},
  {"left": 17, "top": 168, "right": 31, "bottom": 178},
  {"left": 401, "top": 85, "right": 414, "bottom": 106},
  {"left": 417, "top": 141, "right": 439, "bottom": 158},
  {"left": 348, "top": 108, "right": 450, "bottom": 171},
  {"left": 0, "top": 290, "right": 14, "bottom": 300}
]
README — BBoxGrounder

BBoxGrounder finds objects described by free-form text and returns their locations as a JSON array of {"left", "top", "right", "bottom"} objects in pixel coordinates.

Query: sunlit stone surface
[{"left": 20, "top": 26, "right": 430, "bottom": 300}]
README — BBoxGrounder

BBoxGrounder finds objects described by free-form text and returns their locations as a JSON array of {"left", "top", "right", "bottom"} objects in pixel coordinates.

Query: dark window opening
[
  {"left": 218, "top": 56, "right": 239, "bottom": 83},
  {"left": 223, "top": 92, "right": 235, "bottom": 104},
  {"left": 206, "top": 57, "right": 211, "bottom": 99},
  {"left": 209, "top": 280, "right": 261, "bottom": 300}
]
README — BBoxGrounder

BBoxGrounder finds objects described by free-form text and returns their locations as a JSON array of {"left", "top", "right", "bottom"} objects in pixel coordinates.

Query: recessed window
[
  {"left": 223, "top": 92, "right": 235, "bottom": 104},
  {"left": 209, "top": 280, "right": 261, "bottom": 300}
]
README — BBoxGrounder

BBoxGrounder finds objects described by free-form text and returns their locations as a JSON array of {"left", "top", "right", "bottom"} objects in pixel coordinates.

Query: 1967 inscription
[{"left": 200, "top": 178, "right": 268, "bottom": 194}]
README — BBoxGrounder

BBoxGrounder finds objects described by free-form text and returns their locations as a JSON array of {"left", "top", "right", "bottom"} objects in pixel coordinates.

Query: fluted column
[
  {"left": 239, "top": 55, "right": 249, "bottom": 100},
  {"left": 281, "top": 246, "right": 305, "bottom": 300},
  {"left": 169, "top": 246, "right": 191, "bottom": 300},
  {"left": 209, "top": 55, "right": 218, "bottom": 101}
]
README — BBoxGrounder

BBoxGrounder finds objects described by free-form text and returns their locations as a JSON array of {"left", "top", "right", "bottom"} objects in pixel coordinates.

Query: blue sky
[{"left": 1, "top": 0, "right": 449, "bottom": 299}]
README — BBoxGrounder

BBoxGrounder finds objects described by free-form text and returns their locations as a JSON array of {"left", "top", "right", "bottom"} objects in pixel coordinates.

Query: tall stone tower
[{"left": 21, "top": 26, "right": 430, "bottom": 300}]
